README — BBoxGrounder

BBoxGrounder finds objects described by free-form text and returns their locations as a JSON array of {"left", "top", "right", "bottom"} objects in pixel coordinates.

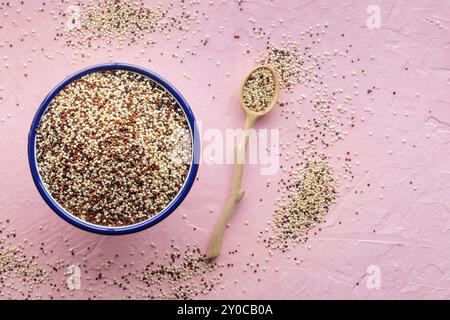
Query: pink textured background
[{"left": 1, "top": 0, "right": 450, "bottom": 299}]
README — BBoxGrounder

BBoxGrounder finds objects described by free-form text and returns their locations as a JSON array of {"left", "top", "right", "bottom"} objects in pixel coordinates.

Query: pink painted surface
[{"left": 0, "top": 0, "right": 449, "bottom": 299}]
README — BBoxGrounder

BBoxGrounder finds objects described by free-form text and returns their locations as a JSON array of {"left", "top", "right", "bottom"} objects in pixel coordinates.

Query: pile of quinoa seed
[
  {"left": 61, "top": 0, "right": 166, "bottom": 48},
  {"left": 35, "top": 69, "right": 192, "bottom": 227},
  {"left": 136, "top": 244, "right": 224, "bottom": 299},
  {"left": 56, "top": 0, "right": 206, "bottom": 55},
  {"left": 0, "top": 233, "right": 51, "bottom": 297},
  {"left": 0, "top": 218, "right": 225, "bottom": 300},
  {"left": 242, "top": 67, "right": 277, "bottom": 112},
  {"left": 268, "top": 158, "right": 338, "bottom": 251}
]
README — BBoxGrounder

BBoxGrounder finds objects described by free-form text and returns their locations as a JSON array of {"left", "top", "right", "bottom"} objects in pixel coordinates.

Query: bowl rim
[{"left": 28, "top": 63, "right": 200, "bottom": 235}]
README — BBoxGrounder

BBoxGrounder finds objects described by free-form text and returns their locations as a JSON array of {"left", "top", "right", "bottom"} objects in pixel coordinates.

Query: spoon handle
[{"left": 206, "top": 113, "right": 257, "bottom": 260}]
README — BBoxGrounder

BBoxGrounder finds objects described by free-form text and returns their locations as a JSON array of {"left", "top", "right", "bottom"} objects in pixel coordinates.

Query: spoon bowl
[{"left": 239, "top": 65, "right": 280, "bottom": 117}]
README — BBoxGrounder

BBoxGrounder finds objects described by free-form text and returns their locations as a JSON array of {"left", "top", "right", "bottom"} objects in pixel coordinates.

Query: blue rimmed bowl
[{"left": 28, "top": 63, "right": 200, "bottom": 235}]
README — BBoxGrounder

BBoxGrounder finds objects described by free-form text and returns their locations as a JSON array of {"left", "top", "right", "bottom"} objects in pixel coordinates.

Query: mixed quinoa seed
[
  {"left": 0, "top": 217, "right": 225, "bottom": 299},
  {"left": 35, "top": 69, "right": 192, "bottom": 227},
  {"left": 61, "top": 0, "right": 166, "bottom": 49},
  {"left": 57, "top": 0, "right": 206, "bottom": 57},
  {"left": 268, "top": 158, "right": 339, "bottom": 251},
  {"left": 241, "top": 67, "right": 277, "bottom": 112}
]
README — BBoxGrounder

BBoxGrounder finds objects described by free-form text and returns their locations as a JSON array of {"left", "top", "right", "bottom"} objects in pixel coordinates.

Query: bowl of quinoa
[{"left": 28, "top": 63, "right": 199, "bottom": 235}]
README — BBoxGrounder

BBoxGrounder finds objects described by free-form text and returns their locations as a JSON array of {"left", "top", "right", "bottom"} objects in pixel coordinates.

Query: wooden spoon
[{"left": 206, "top": 65, "right": 280, "bottom": 260}]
